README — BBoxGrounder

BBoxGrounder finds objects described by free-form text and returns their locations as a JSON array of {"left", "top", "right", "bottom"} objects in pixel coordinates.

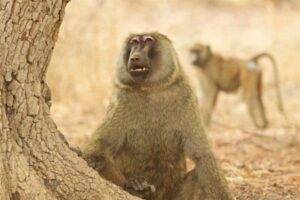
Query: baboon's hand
[{"left": 125, "top": 177, "right": 156, "bottom": 198}]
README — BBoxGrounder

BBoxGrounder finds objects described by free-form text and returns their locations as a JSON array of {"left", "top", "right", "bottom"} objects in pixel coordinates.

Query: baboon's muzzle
[{"left": 128, "top": 52, "right": 150, "bottom": 81}]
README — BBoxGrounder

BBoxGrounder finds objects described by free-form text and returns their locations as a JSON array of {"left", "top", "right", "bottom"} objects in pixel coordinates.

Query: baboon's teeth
[{"left": 130, "top": 66, "right": 148, "bottom": 72}]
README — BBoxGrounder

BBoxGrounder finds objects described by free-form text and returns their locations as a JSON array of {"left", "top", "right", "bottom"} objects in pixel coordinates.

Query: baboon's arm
[
  {"left": 83, "top": 150, "right": 126, "bottom": 187},
  {"left": 82, "top": 129, "right": 127, "bottom": 187},
  {"left": 183, "top": 123, "right": 233, "bottom": 200}
]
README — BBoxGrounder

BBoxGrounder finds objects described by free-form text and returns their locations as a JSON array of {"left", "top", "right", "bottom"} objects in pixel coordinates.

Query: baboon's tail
[{"left": 250, "top": 53, "right": 286, "bottom": 116}]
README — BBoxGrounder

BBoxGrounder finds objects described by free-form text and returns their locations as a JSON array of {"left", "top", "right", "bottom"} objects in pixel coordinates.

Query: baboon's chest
[
  {"left": 118, "top": 127, "right": 185, "bottom": 183},
  {"left": 125, "top": 127, "right": 182, "bottom": 157},
  {"left": 116, "top": 126, "right": 185, "bottom": 182},
  {"left": 115, "top": 90, "right": 186, "bottom": 164}
]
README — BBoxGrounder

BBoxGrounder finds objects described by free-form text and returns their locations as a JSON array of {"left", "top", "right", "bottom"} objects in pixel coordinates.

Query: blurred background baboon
[
  {"left": 190, "top": 42, "right": 285, "bottom": 129},
  {"left": 49, "top": 0, "right": 300, "bottom": 199},
  {"left": 82, "top": 32, "right": 233, "bottom": 200}
]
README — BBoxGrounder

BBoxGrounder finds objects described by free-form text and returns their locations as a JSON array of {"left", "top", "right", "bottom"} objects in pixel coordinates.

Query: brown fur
[
  {"left": 82, "top": 33, "right": 233, "bottom": 200},
  {"left": 190, "top": 42, "right": 285, "bottom": 129}
]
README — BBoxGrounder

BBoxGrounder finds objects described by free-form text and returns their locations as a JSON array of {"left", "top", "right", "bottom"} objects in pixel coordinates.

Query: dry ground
[{"left": 49, "top": 1, "right": 300, "bottom": 199}]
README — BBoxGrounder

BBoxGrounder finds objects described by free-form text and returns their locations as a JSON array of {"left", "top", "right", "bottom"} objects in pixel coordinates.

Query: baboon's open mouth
[
  {"left": 128, "top": 66, "right": 149, "bottom": 80},
  {"left": 129, "top": 66, "right": 149, "bottom": 72}
]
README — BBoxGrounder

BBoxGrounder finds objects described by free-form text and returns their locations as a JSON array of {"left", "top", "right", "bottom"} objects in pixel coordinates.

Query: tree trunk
[{"left": 0, "top": 1, "right": 139, "bottom": 199}]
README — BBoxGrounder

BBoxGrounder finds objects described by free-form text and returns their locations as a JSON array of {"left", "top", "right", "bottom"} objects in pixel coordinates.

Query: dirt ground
[{"left": 49, "top": 1, "right": 300, "bottom": 199}]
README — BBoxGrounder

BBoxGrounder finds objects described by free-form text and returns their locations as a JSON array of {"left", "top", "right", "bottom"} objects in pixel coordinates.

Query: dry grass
[{"left": 49, "top": 0, "right": 300, "bottom": 199}]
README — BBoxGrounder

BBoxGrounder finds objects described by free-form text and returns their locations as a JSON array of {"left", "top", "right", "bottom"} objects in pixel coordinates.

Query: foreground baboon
[
  {"left": 82, "top": 33, "right": 233, "bottom": 200},
  {"left": 190, "top": 42, "right": 285, "bottom": 129}
]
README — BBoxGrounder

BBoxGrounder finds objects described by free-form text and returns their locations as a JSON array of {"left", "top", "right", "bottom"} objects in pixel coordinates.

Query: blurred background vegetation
[
  {"left": 49, "top": 0, "right": 300, "bottom": 110},
  {"left": 48, "top": 1, "right": 300, "bottom": 199}
]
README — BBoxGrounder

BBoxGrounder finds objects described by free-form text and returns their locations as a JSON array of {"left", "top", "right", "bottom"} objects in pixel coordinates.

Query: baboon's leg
[
  {"left": 172, "top": 169, "right": 205, "bottom": 200},
  {"left": 207, "top": 85, "right": 219, "bottom": 114},
  {"left": 200, "top": 78, "right": 219, "bottom": 126},
  {"left": 242, "top": 70, "right": 268, "bottom": 129}
]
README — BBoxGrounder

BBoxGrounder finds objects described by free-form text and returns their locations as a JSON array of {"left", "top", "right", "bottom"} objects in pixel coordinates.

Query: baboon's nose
[{"left": 130, "top": 56, "right": 140, "bottom": 62}]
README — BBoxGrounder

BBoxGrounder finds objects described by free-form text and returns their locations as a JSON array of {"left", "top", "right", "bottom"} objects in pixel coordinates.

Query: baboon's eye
[
  {"left": 143, "top": 36, "right": 154, "bottom": 43},
  {"left": 130, "top": 37, "right": 139, "bottom": 45}
]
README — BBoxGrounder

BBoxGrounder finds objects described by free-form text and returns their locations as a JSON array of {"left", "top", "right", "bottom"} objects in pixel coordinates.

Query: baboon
[
  {"left": 190, "top": 42, "right": 285, "bottom": 129},
  {"left": 82, "top": 33, "right": 233, "bottom": 200}
]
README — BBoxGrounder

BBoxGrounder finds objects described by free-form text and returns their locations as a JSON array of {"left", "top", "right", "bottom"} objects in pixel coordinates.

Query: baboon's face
[
  {"left": 116, "top": 32, "right": 180, "bottom": 86},
  {"left": 125, "top": 35, "right": 156, "bottom": 82},
  {"left": 190, "top": 44, "right": 210, "bottom": 67}
]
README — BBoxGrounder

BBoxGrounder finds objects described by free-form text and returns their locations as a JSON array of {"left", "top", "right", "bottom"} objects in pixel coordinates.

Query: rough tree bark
[{"left": 0, "top": 1, "right": 140, "bottom": 199}]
